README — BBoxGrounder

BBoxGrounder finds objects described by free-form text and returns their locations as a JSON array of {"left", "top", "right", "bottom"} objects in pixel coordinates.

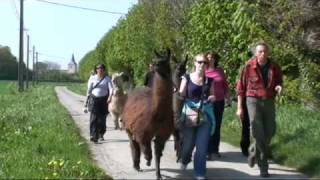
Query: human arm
[{"left": 207, "top": 79, "right": 216, "bottom": 103}]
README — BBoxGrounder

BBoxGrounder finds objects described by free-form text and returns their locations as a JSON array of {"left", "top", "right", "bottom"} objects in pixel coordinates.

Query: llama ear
[
  {"left": 166, "top": 48, "right": 171, "bottom": 59},
  {"left": 183, "top": 55, "right": 188, "bottom": 65}
]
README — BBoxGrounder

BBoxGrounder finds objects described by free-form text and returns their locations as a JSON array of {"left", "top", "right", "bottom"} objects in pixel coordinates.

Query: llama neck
[{"left": 152, "top": 73, "right": 172, "bottom": 109}]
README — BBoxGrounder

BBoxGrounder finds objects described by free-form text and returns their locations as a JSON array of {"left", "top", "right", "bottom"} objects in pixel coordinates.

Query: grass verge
[
  {"left": 222, "top": 103, "right": 320, "bottom": 178},
  {"left": 0, "top": 82, "right": 110, "bottom": 179}
]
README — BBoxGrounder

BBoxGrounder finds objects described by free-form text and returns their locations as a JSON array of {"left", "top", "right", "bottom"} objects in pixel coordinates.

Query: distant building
[{"left": 67, "top": 54, "right": 77, "bottom": 74}]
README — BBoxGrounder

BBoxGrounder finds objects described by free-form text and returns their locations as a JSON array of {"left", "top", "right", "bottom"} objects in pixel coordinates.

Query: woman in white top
[{"left": 85, "top": 64, "right": 112, "bottom": 143}]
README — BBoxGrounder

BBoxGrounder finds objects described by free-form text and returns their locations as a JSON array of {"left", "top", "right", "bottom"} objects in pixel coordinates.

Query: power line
[{"left": 35, "top": 0, "right": 126, "bottom": 15}]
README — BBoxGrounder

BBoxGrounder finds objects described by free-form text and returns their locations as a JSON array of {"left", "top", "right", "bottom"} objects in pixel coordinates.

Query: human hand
[
  {"left": 225, "top": 98, "right": 232, "bottom": 107},
  {"left": 207, "top": 95, "right": 216, "bottom": 103},
  {"left": 83, "top": 107, "right": 88, "bottom": 113},
  {"left": 236, "top": 108, "right": 243, "bottom": 121},
  {"left": 275, "top": 85, "right": 282, "bottom": 95}
]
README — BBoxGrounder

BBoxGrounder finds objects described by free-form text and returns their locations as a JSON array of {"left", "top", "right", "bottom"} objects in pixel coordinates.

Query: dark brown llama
[
  {"left": 122, "top": 49, "right": 173, "bottom": 179},
  {"left": 172, "top": 55, "right": 188, "bottom": 162}
]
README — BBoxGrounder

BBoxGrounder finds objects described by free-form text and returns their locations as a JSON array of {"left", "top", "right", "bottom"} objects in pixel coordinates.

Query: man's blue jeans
[{"left": 180, "top": 121, "right": 212, "bottom": 177}]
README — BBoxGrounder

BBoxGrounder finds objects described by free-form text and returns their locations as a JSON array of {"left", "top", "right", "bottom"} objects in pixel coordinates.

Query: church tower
[{"left": 67, "top": 54, "right": 77, "bottom": 74}]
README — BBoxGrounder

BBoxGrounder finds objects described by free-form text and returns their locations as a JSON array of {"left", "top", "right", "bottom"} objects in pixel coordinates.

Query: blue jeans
[{"left": 181, "top": 121, "right": 212, "bottom": 177}]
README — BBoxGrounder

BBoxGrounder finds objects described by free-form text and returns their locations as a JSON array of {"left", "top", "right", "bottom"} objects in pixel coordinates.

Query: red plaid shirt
[{"left": 236, "top": 57, "right": 283, "bottom": 98}]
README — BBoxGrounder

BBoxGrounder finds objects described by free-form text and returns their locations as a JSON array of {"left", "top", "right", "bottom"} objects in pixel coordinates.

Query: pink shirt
[{"left": 205, "top": 67, "right": 229, "bottom": 101}]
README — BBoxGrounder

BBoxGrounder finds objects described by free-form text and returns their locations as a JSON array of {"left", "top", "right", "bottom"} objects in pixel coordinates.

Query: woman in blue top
[{"left": 178, "top": 53, "right": 216, "bottom": 180}]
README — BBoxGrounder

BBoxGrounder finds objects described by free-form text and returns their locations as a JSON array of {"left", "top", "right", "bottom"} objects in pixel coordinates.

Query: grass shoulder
[
  {"left": 222, "top": 102, "right": 320, "bottom": 178},
  {"left": 0, "top": 82, "right": 110, "bottom": 179}
]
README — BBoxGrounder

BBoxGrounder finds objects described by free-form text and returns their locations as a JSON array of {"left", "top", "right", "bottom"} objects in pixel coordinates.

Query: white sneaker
[
  {"left": 195, "top": 176, "right": 206, "bottom": 180},
  {"left": 180, "top": 163, "right": 187, "bottom": 170}
]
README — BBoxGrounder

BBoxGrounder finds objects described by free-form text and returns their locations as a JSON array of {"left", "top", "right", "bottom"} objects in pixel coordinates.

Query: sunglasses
[
  {"left": 196, "top": 61, "right": 208, "bottom": 65},
  {"left": 96, "top": 67, "right": 105, "bottom": 70}
]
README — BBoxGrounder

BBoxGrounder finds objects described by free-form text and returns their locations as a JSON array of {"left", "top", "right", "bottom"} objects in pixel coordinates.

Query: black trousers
[
  {"left": 208, "top": 100, "right": 225, "bottom": 154},
  {"left": 89, "top": 96, "right": 108, "bottom": 140},
  {"left": 240, "top": 98, "right": 250, "bottom": 156}
]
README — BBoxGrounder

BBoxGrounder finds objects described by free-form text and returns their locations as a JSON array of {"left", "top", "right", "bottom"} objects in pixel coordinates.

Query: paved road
[{"left": 55, "top": 86, "right": 308, "bottom": 179}]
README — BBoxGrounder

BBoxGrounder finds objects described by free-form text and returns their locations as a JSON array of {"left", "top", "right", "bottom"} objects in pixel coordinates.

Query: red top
[
  {"left": 205, "top": 67, "right": 229, "bottom": 101},
  {"left": 236, "top": 57, "right": 283, "bottom": 98}
]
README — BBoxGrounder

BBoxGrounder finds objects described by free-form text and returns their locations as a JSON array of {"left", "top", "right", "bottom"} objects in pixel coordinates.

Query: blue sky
[{"left": 0, "top": 0, "right": 137, "bottom": 69}]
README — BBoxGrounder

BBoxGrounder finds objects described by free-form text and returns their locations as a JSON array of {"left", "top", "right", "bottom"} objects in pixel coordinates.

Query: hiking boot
[{"left": 248, "top": 153, "right": 255, "bottom": 168}]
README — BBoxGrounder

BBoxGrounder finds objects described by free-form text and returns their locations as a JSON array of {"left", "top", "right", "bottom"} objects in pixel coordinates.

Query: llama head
[
  {"left": 153, "top": 48, "right": 171, "bottom": 79},
  {"left": 112, "top": 72, "right": 133, "bottom": 94},
  {"left": 174, "top": 55, "right": 188, "bottom": 78}
]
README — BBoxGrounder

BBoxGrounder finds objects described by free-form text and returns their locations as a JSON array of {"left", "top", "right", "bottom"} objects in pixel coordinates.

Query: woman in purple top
[{"left": 205, "top": 50, "right": 231, "bottom": 159}]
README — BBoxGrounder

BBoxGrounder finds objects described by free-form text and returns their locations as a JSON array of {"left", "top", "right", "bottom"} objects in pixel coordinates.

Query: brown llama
[
  {"left": 122, "top": 49, "right": 173, "bottom": 179},
  {"left": 171, "top": 55, "right": 188, "bottom": 162}
]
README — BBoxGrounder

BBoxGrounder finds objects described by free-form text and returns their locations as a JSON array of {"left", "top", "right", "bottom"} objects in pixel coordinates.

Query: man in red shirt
[{"left": 236, "top": 42, "right": 283, "bottom": 177}]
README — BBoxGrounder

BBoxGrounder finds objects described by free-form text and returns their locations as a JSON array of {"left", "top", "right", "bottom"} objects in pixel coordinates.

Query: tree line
[{"left": 78, "top": 0, "right": 319, "bottom": 108}]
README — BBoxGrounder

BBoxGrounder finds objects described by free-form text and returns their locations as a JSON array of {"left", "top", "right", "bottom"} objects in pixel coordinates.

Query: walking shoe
[
  {"left": 260, "top": 169, "right": 270, "bottom": 178},
  {"left": 179, "top": 163, "right": 187, "bottom": 170},
  {"left": 194, "top": 176, "right": 206, "bottom": 180},
  {"left": 248, "top": 153, "right": 255, "bottom": 168},
  {"left": 90, "top": 136, "right": 98, "bottom": 143},
  {"left": 99, "top": 134, "right": 104, "bottom": 141},
  {"left": 207, "top": 152, "right": 221, "bottom": 160}
]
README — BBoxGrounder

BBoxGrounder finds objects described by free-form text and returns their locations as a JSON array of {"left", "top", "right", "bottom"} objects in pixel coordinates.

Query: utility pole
[
  {"left": 32, "top": 46, "right": 35, "bottom": 85},
  {"left": 36, "top": 52, "right": 39, "bottom": 84},
  {"left": 26, "top": 35, "right": 30, "bottom": 89},
  {"left": 18, "top": 0, "right": 24, "bottom": 92}
]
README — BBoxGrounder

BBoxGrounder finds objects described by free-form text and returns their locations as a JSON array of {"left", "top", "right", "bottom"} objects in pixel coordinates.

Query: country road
[{"left": 55, "top": 86, "right": 308, "bottom": 179}]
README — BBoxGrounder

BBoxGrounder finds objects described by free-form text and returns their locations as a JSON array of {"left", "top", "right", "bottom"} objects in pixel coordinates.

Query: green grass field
[{"left": 0, "top": 81, "right": 109, "bottom": 179}]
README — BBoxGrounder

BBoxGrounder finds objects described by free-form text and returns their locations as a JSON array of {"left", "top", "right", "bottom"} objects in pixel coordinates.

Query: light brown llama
[
  {"left": 108, "top": 72, "right": 130, "bottom": 130},
  {"left": 122, "top": 49, "right": 173, "bottom": 179}
]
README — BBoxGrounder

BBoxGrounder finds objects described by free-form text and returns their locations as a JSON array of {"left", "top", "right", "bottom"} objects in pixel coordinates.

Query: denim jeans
[{"left": 181, "top": 121, "right": 212, "bottom": 177}]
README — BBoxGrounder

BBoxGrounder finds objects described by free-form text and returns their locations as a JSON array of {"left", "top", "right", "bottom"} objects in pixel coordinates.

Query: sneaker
[
  {"left": 195, "top": 176, "right": 206, "bottom": 180},
  {"left": 180, "top": 163, "right": 187, "bottom": 170},
  {"left": 248, "top": 153, "right": 255, "bottom": 168}
]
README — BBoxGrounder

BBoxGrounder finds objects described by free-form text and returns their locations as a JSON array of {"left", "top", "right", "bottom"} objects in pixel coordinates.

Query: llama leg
[
  {"left": 154, "top": 137, "right": 166, "bottom": 180},
  {"left": 141, "top": 141, "right": 152, "bottom": 166},
  {"left": 114, "top": 113, "right": 120, "bottom": 130},
  {"left": 127, "top": 131, "right": 141, "bottom": 171}
]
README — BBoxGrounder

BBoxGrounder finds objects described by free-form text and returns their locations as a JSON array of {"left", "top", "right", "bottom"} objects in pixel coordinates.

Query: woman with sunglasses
[
  {"left": 84, "top": 63, "right": 112, "bottom": 143},
  {"left": 178, "top": 53, "right": 216, "bottom": 180}
]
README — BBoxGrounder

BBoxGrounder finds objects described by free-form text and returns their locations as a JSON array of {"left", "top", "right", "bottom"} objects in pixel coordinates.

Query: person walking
[
  {"left": 205, "top": 50, "right": 231, "bottom": 160},
  {"left": 178, "top": 53, "right": 216, "bottom": 180},
  {"left": 84, "top": 63, "right": 112, "bottom": 143},
  {"left": 236, "top": 42, "right": 283, "bottom": 177}
]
